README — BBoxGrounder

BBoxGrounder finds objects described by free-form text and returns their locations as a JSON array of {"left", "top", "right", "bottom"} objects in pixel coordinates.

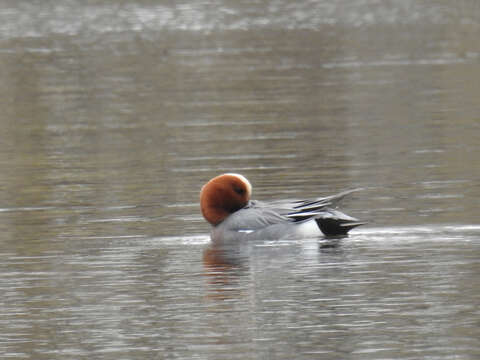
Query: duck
[{"left": 200, "top": 173, "right": 365, "bottom": 242}]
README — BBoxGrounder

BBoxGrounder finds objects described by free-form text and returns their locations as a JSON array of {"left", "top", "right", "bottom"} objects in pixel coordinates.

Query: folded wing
[{"left": 262, "top": 188, "right": 365, "bottom": 236}]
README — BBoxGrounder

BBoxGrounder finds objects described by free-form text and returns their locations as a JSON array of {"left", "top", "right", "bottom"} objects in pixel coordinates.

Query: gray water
[{"left": 1, "top": 1, "right": 479, "bottom": 359}]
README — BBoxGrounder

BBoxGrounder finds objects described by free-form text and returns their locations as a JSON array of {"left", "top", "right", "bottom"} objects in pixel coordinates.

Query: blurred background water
[{"left": 0, "top": 1, "right": 479, "bottom": 359}]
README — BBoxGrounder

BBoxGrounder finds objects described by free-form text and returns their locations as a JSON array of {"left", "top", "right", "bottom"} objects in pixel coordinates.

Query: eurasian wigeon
[{"left": 200, "top": 173, "right": 364, "bottom": 241}]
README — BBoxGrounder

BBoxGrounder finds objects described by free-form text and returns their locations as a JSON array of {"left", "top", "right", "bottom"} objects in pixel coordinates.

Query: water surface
[{"left": 0, "top": 1, "right": 479, "bottom": 359}]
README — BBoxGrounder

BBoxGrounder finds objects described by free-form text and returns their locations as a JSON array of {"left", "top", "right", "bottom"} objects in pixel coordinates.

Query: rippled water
[{"left": 1, "top": 1, "right": 479, "bottom": 359}]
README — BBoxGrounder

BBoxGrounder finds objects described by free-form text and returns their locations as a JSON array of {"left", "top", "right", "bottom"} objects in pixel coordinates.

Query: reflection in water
[
  {"left": 203, "top": 243, "right": 249, "bottom": 301},
  {"left": 0, "top": 0, "right": 479, "bottom": 359}
]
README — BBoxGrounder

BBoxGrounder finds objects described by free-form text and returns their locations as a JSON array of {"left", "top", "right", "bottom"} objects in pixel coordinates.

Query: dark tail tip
[{"left": 315, "top": 218, "right": 366, "bottom": 237}]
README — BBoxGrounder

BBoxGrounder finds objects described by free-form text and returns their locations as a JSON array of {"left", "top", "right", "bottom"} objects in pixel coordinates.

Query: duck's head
[{"left": 200, "top": 173, "right": 252, "bottom": 226}]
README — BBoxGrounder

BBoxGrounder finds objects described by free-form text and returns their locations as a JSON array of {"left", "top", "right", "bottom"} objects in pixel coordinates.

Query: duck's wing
[
  {"left": 266, "top": 189, "right": 366, "bottom": 235},
  {"left": 266, "top": 188, "right": 363, "bottom": 221}
]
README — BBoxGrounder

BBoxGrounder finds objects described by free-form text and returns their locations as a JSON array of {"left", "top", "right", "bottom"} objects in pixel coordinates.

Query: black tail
[{"left": 314, "top": 208, "right": 366, "bottom": 236}]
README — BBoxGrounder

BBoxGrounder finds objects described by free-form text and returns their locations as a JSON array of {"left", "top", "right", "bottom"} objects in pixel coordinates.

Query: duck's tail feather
[
  {"left": 285, "top": 188, "right": 365, "bottom": 227},
  {"left": 314, "top": 208, "right": 366, "bottom": 236},
  {"left": 293, "top": 188, "right": 364, "bottom": 210}
]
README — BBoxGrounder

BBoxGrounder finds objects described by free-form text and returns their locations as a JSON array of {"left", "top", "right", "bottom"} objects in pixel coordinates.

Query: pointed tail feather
[
  {"left": 315, "top": 218, "right": 366, "bottom": 236},
  {"left": 314, "top": 208, "right": 366, "bottom": 236}
]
